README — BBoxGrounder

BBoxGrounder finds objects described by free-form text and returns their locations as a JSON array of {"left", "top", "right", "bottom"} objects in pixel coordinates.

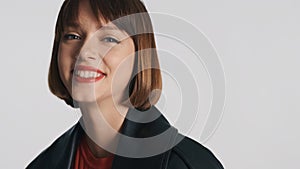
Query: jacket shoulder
[
  {"left": 26, "top": 122, "right": 81, "bottom": 169},
  {"left": 167, "top": 135, "right": 224, "bottom": 169}
]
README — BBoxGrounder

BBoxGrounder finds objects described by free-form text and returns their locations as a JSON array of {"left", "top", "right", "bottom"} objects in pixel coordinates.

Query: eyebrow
[
  {"left": 99, "top": 25, "right": 121, "bottom": 31},
  {"left": 64, "top": 21, "right": 81, "bottom": 29},
  {"left": 64, "top": 22, "right": 121, "bottom": 31}
]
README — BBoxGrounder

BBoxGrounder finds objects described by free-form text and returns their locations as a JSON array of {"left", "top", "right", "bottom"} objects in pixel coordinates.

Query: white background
[{"left": 0, "top": 0, "right": 299, "bottom": 168}]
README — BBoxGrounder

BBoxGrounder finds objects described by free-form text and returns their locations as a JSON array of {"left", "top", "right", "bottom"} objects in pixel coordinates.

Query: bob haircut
[{"left": 48, "top": 0, "right": 162, "bottom": 111}]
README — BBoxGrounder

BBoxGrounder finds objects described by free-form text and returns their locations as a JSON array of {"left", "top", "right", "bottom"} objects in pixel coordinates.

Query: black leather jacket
[{"left": 26, "top": 106, "right": 224, "bottom": 169}]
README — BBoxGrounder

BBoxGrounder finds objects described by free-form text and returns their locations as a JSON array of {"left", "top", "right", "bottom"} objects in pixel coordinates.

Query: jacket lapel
[{"left": 54, "top": 122, "right": 84, "bottom": 169}]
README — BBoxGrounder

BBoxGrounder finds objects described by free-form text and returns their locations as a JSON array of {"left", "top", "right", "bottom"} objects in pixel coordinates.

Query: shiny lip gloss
[{"left": 73, "top": 65, "right": 106, "bottom": 83}]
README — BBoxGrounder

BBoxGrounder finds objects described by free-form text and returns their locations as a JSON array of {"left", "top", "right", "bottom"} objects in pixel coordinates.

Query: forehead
[
  {"left": 63, "top": 0, "right": 128, "bottom": 31},
  {"left": 63, "top": 0, "right": 102, "bottom": 29},
  {"left": 60, "top": 0, "right": 132, "bottom": 35},
  {"left": 65, "top": 21, "right": 122, "bottom": 33}
]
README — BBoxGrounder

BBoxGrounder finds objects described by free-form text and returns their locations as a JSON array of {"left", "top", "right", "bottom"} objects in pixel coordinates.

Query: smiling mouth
[
  {"left": 75, "top": 70, "right": 102, "bottom": 78},
  {"left": 72, "top": 65, "right": 106, "bottom": 83}
]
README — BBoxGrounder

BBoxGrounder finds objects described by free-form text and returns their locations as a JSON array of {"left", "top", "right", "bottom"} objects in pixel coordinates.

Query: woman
[{"left": 26, "top": 0, "right": 224, "bottom": 168}]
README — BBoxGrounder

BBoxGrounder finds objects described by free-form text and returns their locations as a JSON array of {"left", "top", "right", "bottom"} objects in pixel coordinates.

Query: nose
[
  {"left": 75, "top": 37, "right": 100, "bottom": 62},
  {"left": 77, "top": 50, "right": 97, "bottom": 61}
]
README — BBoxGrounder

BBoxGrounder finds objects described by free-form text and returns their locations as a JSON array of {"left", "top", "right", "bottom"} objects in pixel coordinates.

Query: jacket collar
[
  {"left": 64, "top": 106, "right": 178, "bottom": 169},
  {"left": 112, "top": 106, "right": 178, "bottom": 169}
]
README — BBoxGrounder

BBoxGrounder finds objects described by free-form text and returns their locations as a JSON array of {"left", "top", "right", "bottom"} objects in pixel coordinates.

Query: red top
[{"left": 73, "top": 135, "right": 114, "bottom": 169}]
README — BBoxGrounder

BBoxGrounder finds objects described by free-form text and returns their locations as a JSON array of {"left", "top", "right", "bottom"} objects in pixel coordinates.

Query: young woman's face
[{"left": 58, "top": 0, "right": 135, "bottom": 105}]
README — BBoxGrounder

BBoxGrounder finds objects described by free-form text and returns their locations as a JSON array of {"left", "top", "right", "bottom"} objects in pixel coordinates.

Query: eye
[
  {"left": 63, "top": 34, "right": 81, "bottom": 40},
  {"left": 101, "top": 37, "right": 120, "bottom": 44}
]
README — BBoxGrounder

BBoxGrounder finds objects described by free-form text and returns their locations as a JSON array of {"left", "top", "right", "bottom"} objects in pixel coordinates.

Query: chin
[
  {"left": 73, "top": 96, "right": 97, "bottom": 104},
  {"left": 71, "top": 88, "right": 97, "bottom": 102},
  {"left": 72, "top": 91, "right": 111, "bottom": 105}
]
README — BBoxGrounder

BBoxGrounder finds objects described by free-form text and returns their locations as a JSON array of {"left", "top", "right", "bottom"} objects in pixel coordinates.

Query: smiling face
[{"left": 57, "top": 0, "right": 135, "bottom": 105}]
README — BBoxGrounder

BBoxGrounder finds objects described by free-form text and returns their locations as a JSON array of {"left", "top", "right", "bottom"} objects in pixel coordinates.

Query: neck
[{"left": 78, "top": 98, "right": 129, "bottom": 158}]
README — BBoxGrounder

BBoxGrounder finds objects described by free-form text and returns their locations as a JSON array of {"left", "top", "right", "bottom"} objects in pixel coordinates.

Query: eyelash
[
  {"left": 63, "top": 34, "right": 81, "bottom": 40},
  {"left": 63, "top": 34, "right": 120, "bottom": 44},
  {"left": 101, "top": 37, "right": 120, "bottom": 44}
]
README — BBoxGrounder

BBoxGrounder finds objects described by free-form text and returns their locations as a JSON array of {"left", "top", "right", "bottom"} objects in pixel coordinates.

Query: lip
[{"left": 73, "top": 65, "right": 106, "bottom": 83}]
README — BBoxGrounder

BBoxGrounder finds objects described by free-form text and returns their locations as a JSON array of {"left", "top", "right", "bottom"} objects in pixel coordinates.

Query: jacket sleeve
[{"left": 166, "top": 136, "right": 224, "bottom": 169}]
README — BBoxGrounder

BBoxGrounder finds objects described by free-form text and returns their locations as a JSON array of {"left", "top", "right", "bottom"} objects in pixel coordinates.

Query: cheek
[
  {"left": 105, "top": 39, "right": 135, "bottom": 75},
  {"left": 105, "top": 50, "right": 135, "bottom": 94},
  {"left": 57, "top": 45, "right": 74, "bottom": 86},
  {"left": 57, "top": 47, "right": 67, "bottom": 76}
]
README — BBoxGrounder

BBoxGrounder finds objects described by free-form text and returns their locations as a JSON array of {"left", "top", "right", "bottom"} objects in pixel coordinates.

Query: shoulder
[
  {"left": 167, "top": 134, "right": 224, "bottom": 169},
  {"left": 26, "top": 122, "right": 81, "bottom": 169}
]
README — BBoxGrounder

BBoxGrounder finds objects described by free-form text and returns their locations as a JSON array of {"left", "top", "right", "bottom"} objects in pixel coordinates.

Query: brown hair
[{"left": 48, "top": 0, "right": 162, "bottom": 111}]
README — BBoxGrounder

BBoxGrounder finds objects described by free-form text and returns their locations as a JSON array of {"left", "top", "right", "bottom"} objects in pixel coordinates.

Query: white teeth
[
  {"left": 75, "top": 70, "right": 104, "bottom": 78},
  {"left": 88, "top": 72, "right": 93, "bottom": 78},
  {"left": 80, "top": 71, "right": 84, "bottom": 77},
  {"left": 84, "top": 71, "right": 89, "bottom": 78}
]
